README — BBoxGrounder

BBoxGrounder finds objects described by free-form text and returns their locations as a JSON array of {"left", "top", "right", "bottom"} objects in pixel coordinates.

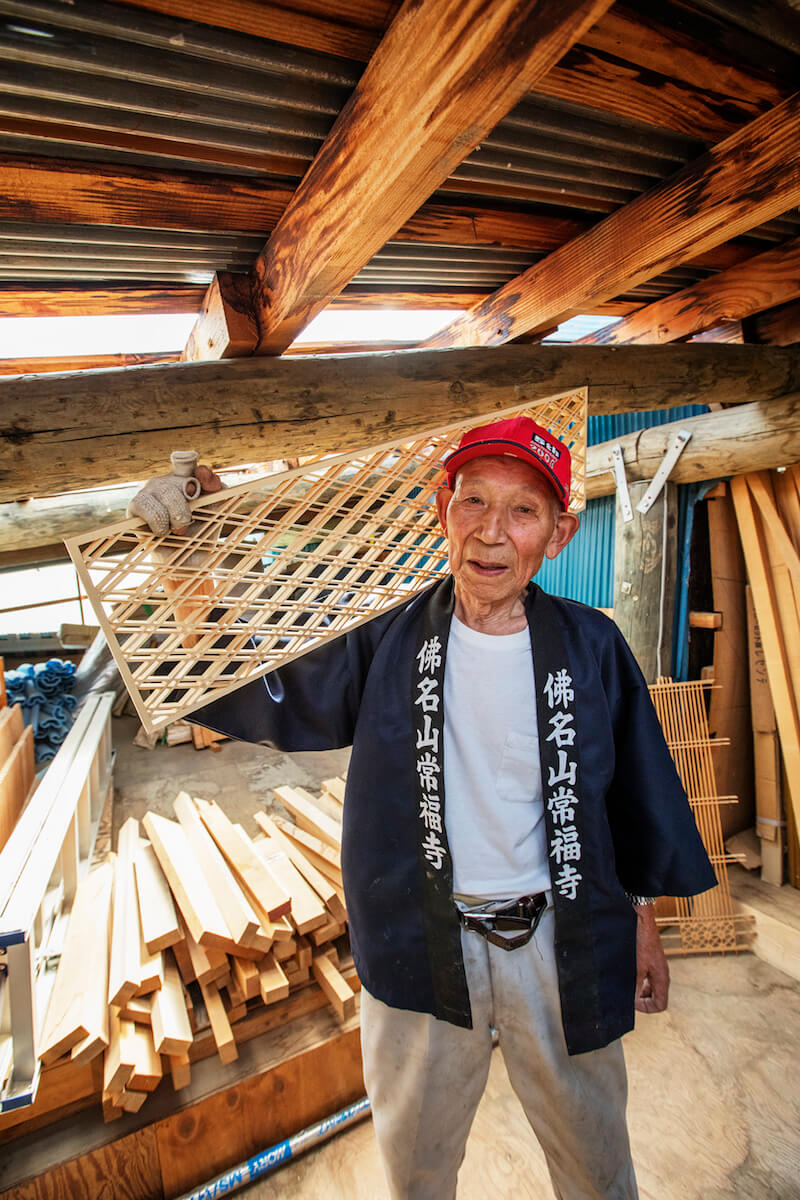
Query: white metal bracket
[
  {"left": 636, "top": 429, "right": 692, "bottom": 515},
  {"left": 610, "top": 445, "right": 633, "bottom": 523}
]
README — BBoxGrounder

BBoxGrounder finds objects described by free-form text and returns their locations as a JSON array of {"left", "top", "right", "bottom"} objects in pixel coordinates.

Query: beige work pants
[{"left": 360, "top": 908, "right": 638, "bottom": 1200}]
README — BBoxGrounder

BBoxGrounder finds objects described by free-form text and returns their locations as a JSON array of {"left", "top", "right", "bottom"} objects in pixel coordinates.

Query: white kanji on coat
[
  {"left": 550, "top": 824, "right": 581, "bottom": 864},
  {"left": 546, "top": 710, "right": 576, "bottom": 747},
  {"left": 415, "top": 676, "right": 440, "bottom": 713},
  {"left": 416, "top": 714, "right": 440, "bottom": 753},
  {"left": 417, "top": 636, "right": 443, "bottom": 675},
  {"left": 544, "top": 668, "right": 574, "bottom": 709},
  {"left": 554, "top": 862, "right": 583, "bottom": 900},
  {"left": 547, "top": 748, "right": 577, "bottom": 787},
  {"left": 422, "top": 829, "right": 447, "bottom": 869}
]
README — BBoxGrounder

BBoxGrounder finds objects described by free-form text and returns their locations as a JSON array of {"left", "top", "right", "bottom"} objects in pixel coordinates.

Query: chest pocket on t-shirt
[{"left": 497, "top": 730, "right": 540, "bottom": 804}]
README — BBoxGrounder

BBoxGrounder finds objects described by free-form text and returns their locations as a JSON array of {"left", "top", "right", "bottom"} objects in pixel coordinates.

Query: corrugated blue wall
[{"left": 534, "top": 404, "right": 707, "bottom": 613}]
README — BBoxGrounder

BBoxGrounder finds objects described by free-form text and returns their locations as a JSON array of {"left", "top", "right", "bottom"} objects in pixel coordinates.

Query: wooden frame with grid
[
  {"left": 65, "top": 390, "right": 586, "bottom": 734},
  {"left": 649, "top": 677, "right": 752, "bottom": 955}
]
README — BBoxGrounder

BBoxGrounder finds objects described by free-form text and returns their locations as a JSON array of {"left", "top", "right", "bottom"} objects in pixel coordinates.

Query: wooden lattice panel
[
  {"left": 649, "top": 677, "right": 752, "bottom": 956},
  {"left": 66, "top": 392, "right": 586, "bottom": 733}
]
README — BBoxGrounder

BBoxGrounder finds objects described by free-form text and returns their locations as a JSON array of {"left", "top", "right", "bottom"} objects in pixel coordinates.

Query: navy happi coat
[{"left": 194, "top": 578, "right": 715, "bottom": 1055}]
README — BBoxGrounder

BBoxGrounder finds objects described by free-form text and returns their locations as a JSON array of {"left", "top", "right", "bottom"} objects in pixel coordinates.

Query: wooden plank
[
  {"left": 425, "top": 92, "right": 800, "bottom": 348},
  {"left": 182, "top": 272, "right": 258, "bottom": 364},
  {"left": 586, "top": 393, "right": 800, "bottom": 500},
  {"left": 270, "top": 813, "right": 341, "bottom": 870},
  {"left": 581, "top": 236, "right": 800, "bottom": 347},
  {"left": 183, "top": 925, "right": 229, "bottom": 989},
  {"left": 133, "top": 842, "right": 180, "bottom": 954},
  {"left": 0, "top": 705, "right": 23, "bottom": 766},
  {"left": 142, "top": 812, "right": 235, "bottom": 951},
  {"left": 127, "top": 1025, "right": 162, "bottom": 1093},
  {"left": 258, "top": 953, "right": 290, "bottom": 1006},
  {"left": 251, "top": 837, "right": 328, "bottom": 936},
  {"left": 150, "top": 961, "right": 192, "bottom": 1057},
  {"left": 173, "top": 793, "right": 263, "bottom": 948},
  {"left": 196, "top": 798, "right": 291, "bottom": 921},
  {"left": 0, "top": 659, "right": 5, "bottom": 709},
  {"left": 311, "top": 955, "right": 356, "bottom": 1022},
  {"left": 197, "top": 979, "right": 238, "bottom": 1065},
  {"left": 0, "top": 353, "right": 178, "bottom": 377},
  {"left": 38, "top": 863, "right": 113, "bottom": 1066},
  {"left": 244, "top": 0, "right": 615, "bottom": 356},
  {"left": 272, "top": 787, "right": 342, "bottom": 852},
  {"left": 102, "top": 1009, "right": 134, "bottom": 1096},
  {"left": 107, "top": 821, "right": 143, "bottom": 1009},
  {"left": 4, "top": 343, "right": 800, "bottom": 501},
  {"left": 119, "top": 995, "right": 153, "bottom": 1027},
  {"left": 0, "top": 724, "right": 34, "bottom": 853},
  {"left": 755, "top": 299, "right": 800, "bottom": 347},
  {"left": 230, "top": 955, "right": 261, "bottom": 1003},
  {"left": 167, "top": 1052, "right": 191, "bottom": 1091},
  {"left": 731, "top": 477, "right": 800, "bottom": 840},
  {"left": 321, "top": 777, "right": 346, "bottom": 808}
]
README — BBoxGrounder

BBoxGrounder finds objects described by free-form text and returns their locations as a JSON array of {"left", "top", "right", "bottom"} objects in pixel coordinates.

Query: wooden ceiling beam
[
  {"left": 237, "top": 0, "right": 616, "bottom": 358},
  {"left": 1, "top": 343, "right": 798, "bottom": 502},
  {"left": 0, "top": 285, "right": 205, "bottom": 318},
  {"left": 753, "top": 300, "right": 800, "bottom": 347},
  {"left": 0, "top": 155, "right": 294, "bottom": 233},
  {"left": 0, "top": 353, "right": 179, "bottom": 376},
  {"left": 580, "top": 235, "right": 800, "bottom": 345},
  {"left": 424, "top": 92, "right": 800, "bottom": 349}
]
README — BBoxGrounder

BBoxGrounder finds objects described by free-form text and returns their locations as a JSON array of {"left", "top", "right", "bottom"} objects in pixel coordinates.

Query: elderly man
[{"left": 133, "top": 416, "right": 715, "bottom": 1199}]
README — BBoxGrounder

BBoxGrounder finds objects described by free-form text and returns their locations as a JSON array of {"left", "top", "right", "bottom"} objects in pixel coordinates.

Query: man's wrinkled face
[{"left": 435, "top": 456, "right": 578, "bottom": 609}]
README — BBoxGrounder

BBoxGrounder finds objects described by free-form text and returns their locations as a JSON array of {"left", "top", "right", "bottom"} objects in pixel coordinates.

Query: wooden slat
[
  {"left": 243, "top": 0, "right": 615, "bottom": 356},
  {"left": 581, "top": 236, "right": 800, "bottom": 346},
  {"left": 182, "top": 273, "right": 258, "bottom": 364},
  {"left": 38, "top": 863, "right": 113, "bottom": 1066},
  {"left": 107, "top": 820, "right": 143, "bottom": 1008},
  {"left": 182, "top": 922, "right": 229, "bottom": 988},
  {"left": 197, "top": 979, "right": 238, "bottom": 1064},
  {"left": 196, "top": 798, "right": 291, "bottom": 921},
  {"left": 252, "top": 837, "right": 328, "bottom": 936},
  {"left": 0, "top": 704, "right": 24, "bottom": 765},
  {"left": 173, "top": 792, "right": 264, "bottom": 948},
  {"left": 0, "top": 724, "right": 34, "bottom": 854},
  {"left": 167, "top": 1051, "right": 191, "bottom": 1091},
  {"left": 311, "top": 955, "right": 356, "bottom": 1021},
  {"left": 102, "top": 1008, "right": 133, "bottom": 1096},
  {"left": 258, "top": 953, "right": 290, "bottom": 1006},
  {"left": 270, "top": 810, "right": 341, "bottom": 865},
  {"left": 142, "top": 812, "right": 236, "bottom": 951},
  {"left": 253, "top": 811, "right": 347, "bottom": 924},
  {"left": 150, "top": 961, "right": 193, "bottom": 1056},
  {"left": 272, "top": 787, "right": 342, "bottom": 852},
  {"left": 133, "top": 843, "right": 181, "bottom": 954},
  {"left": 127, "top": 1024, "right": 162, "bottom": 1092},
  {"left": 321, "top": 777, "right": 346, "bottom": 808},
  {"left": 4, "top": 343, "right": 800, "bottom": 502},
  {"left": 425, "top": 92, "right": 800, "bottom": 348},
  {"left": 0, "top": 354, "right": 179, "bottom": 377},
  {"left": 230, "top": 955, "right": 261, "bottom": 1002}
]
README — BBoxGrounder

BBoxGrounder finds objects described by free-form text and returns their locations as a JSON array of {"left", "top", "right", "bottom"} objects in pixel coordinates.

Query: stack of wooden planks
[
  {"left": 0, "top": 696, "right": 36, "bottom": 855},
  {"left": 731, "top": 469, "right": 800, "bottom": 887},
  {"left": 35, "top": 777, "right": 355, "bottom": 1121}
]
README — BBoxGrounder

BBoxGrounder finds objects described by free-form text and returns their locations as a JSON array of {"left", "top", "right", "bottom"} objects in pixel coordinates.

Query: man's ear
[
  {"left": 545, "top": 511, "right": 580, "bottom": 560},
  {"left": 435, "top": 485, "right": 453, "bottom": 533}
]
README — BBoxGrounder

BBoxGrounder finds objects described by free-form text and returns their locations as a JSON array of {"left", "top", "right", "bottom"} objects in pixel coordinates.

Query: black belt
[{"left": 457, "top": 892, "right": 548, "bottom": 951}]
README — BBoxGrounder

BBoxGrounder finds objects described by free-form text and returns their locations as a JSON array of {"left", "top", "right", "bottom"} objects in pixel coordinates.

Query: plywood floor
[{"left": 245, "top": 954, "right": 800, "bottom": 1200}]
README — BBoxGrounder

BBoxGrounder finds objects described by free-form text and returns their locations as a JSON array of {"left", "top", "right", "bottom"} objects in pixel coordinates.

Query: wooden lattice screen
[
  {"left": 66, "top": 391, "right": 587, "bottom": 734},
  {"left": 649, "top": 677, "right": 751, "bottom": 955}
]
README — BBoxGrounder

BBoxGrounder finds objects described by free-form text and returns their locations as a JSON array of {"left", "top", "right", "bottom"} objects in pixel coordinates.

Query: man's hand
[
  {"left": 127, "top": 451, "right": 224, "bottom": 535},
  {"left": 634, "top": 903, "right": 669, "bottom": 1014}
]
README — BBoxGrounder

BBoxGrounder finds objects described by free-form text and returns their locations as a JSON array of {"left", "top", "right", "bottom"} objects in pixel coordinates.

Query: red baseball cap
[{"left": 443, "top": 416, "right": 571, "bottom": 509}]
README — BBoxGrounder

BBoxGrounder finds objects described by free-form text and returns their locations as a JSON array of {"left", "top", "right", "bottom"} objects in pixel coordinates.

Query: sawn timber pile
[{"left": 35, "top": 776, "right": 354, "bottom": 1121}]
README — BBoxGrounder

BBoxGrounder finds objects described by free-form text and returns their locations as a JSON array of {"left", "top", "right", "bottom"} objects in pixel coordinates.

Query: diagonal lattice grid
[{"left": 66, "top": 392, "right": 586, "bottom": 733}]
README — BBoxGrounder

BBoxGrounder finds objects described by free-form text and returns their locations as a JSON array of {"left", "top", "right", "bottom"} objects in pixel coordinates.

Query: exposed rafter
[
  {"left": 424, "top": 92, "right": 800, "bottom": 348},
  {"left": 186, "top": 0, "right": 616, "bottom": 359}
]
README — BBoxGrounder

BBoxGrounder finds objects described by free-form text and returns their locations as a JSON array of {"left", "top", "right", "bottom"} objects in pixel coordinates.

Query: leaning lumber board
[
  {"left": 252, "top": 837, "right": 328, "bottom": 936},
  {"left": 254, "top": 811, "right": 347, "bottom": 924},
  {"left": 136, "top": 937, "right": 164, "bottom": 998},
  {"left": 311, "top": 954, "right": 356, "bottom": 1021},
  {"left": 133, "top": 841, "right": 180, "bottom": 953},
  {"left": 142, "top": 811, "right": 235, "bottom": 950},
  {"left": 231, "top": 955, "right": 262, "bottom": 1002},
  {"left": 273, "top": 785, "right": 342, "bottom": 851},
  {"left": 270, "top": 814, "right": 342, "bottom": 871},
  {"left": 119, "top": 994, "right": 153, "bottom": 1025},
  {"left": 103, "top": 1010, "right": 135, "bottom": 1096},
  {"left": 0, "top": 724, "right": 34, "bottom": 853},
  {"left": 0, "top": 657, "right": 5, "bottom": 708},
  {"left": 0, "top": 704, "right": 23, "bottom": 766},
  {"left": 151, "top": 961, "right": 193, "bottom": 1056},
  {"left": 271, "top": 818, "right": 344, "bottom": 887},
  {"left": 173, "top": 792, "right": 263, "bottom": 948},
  {"left": 38, "top": 862, "right": 113, "bottom": 1065},
  {"left": 107, "top": 819, "right": 142, "bottom": 1007},
  {"left": 168, "top": 1051, "right": 191, "bottom": 1091},
  {"left": 196, "top": 798, "right": 291, "bottom": 921},
  {"left": 183, "top": 923, "right": 229, "bottom": 988},
  {"left": 198, "top": 979, "right": 238, "bottom": 1064},
  {"left": 731, "top": 476, "right": 800, "bottom": 834}
]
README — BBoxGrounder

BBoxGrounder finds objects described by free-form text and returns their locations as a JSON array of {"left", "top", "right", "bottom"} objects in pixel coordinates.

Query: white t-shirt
[{"left": 443, "top": 615, "right": 550, "bottom": 899}]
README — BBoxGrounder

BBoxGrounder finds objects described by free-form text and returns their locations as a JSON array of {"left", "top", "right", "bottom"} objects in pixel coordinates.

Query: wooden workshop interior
[{"left": 0, "top": 0, "right": 799, "bottom": 1195}]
